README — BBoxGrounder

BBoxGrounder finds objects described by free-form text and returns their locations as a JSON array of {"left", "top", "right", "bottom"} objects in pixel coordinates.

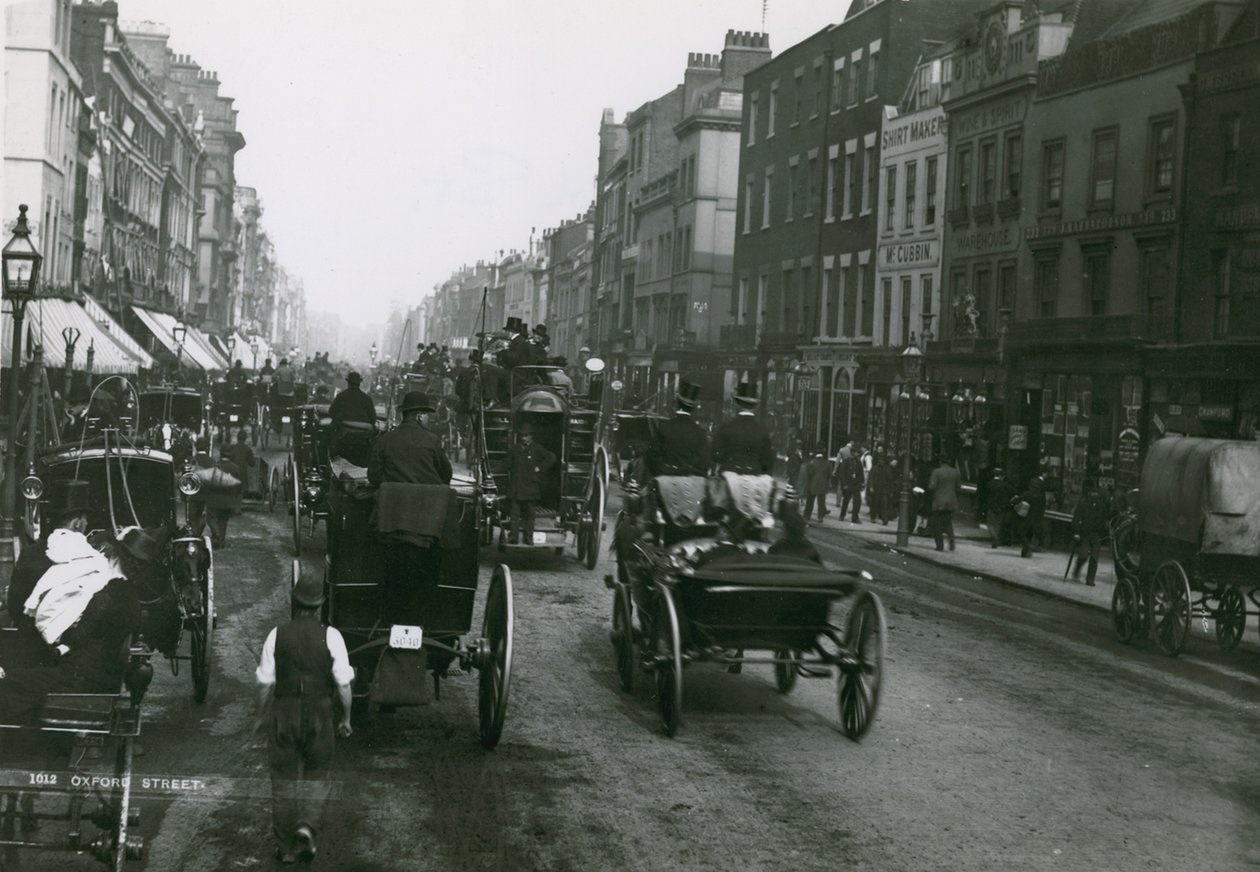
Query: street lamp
[
  {"left": 172, "top": 321, "right": 187, "bottom": 384},
  {"left": 895, "top": 338, "right": 926, "bottom": 547},
  {"left": 250, "top": 337, "right": 260, "bottom": 372},
  {"left": 226, "top": 333, "right": 237, "bottom": 363},
  {"left": 61, "top": 326, "right": 81, "bottom": 402},
  {"left": 2, "top": 205, "right": 43, "bottom": 579},
  {"left": 369, "top": 342, "right": 378, "bottom": 367}
]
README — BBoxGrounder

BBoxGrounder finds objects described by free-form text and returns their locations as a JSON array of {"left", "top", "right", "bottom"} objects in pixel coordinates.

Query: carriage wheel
[
  {"left": 291, "top": 458, "right": 302, "bottom": 556},
  {"left": 1110, "top": 513, "right": 1139, "bottom": 580},
  {"left": 583, "top": 475, "right": 606, "bottom": 571},
  {"left": 611, "top": 586, "right": 636, "bottom": 693},
  {"left": 837, "top": 591, "right": 886, "bottom": 741},
  {"left": 1215, "top": 586, "right": 1246, "bottom": 652},
  {"left": 1111, "top": 576, "right": 1140, "bottom": 644},
  {"left": 774, "top": 650, "right": 800, "bottom": 694},
  {"left": 110, "top": 735, "right": 139, "bottom": 871},
  {"left": 594, "top": 445, "right": 610, "bottom": 495},
  {"left": 654, "top": 586, "right": 683, "bottom": 737},
  {"left": 268, "top": 465, "right": 280, "bottom": 512},
  {"left": 1150, "top": 560, "right": 1192, "bottom": 657},
  {"left": 188, "top": 536, "right": 215, "bottom": 703},
  {"left": 478, "top": 564, "right": 515, "bottom": 750},
  {"left": 576, "top": 516, "right": 589, "bottom": 563}
]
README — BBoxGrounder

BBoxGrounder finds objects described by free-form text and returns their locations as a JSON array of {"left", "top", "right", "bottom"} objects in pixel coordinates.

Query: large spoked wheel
[
  {"left": 189, "top": 536, "right": 215, "bottom": 703},
  {"left": 611, "top": 586, "right": 636, "bottom": 693},
  {"left": 774, "top": 650, "right": 800, "bottom": 694},
  {"left": 583, "top": 475, "right": 606, "bottom": 571},
  {"left": 594, "top": 444, "right": 610, "bottom": 495},
  {"left": 1215, "top": 585, "right": 1246, "bottom": 652},
  {"left": 654, "top": 586, "right": 683, "bottom": 737},
  {"left": 290, "top": 458, "right": 302, "bottom": 556},
  {"left": 268, "top": 465, "right": 280, "bottom": 512},
  {"left": 1111, "top": 576, "right": 1140, "bottom": 644},
  {"left": 1110, "top": 513, "right": 1140, "bottom": 580},
  {"left": 478, "top": 564, "right": 514, "bottom": 750},
  {"left": 1150, "top": 560, "right": 1192, "bottom": 657},
  {"left": 837, "top": 591, "right": 886, "bottom": 741}
]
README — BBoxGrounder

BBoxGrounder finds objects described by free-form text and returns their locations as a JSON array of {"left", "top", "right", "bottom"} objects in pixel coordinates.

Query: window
[
  {"left": 762, "top": 167, "right": 773, "bottom": 227},
  {"left": 900, "top": 277, "right": 913, "bottom": 345},
  {"left": 848, "top": 58, "right": 861, "bottom": 106},
  {"left": 794, "top": 73, "right": 803, "bottom": 124},
  {"left": 867, "top": 48, "right": 879, "bottom": 98},
  {"left": 1083, "top": 249, "right": 1110, "bottom": 316},
  {"left": 813, "top": 65, "right": 823, "bottom": 117},
  {"left": 1090, "top": 129, "right": 1117, "bottom": 209},
  {"left": 826, "top": 154, "right": 838, "bottom": 219},
  {"left": 921, "top": 276, "right": 934, "bottom": 338},
  {"left": 820, "top": 266, "right": 832, "bottom": 338},
  {"left": 858, "top": 263, "right": 871, "bottom": 337},
  {"left": 737, "top": 277, "right": 749, "bottom": 324},
  {"left": 973, "top": 266, "right": 992, "bottom": 335},
  {"left": 862, "top": 144, "right": 876, "bottom": 215},
  {"left": 980, "top": 139, "right": 996, "bottom": 203},
  {"left": 1148, "top": 117, "right": 1175, "bottom": 197},
  {"left": 744, "top": 174, "right": 754, "bottom": 232},
  {"left": 1141, "top": 245, "right": 1171, "bottom": 335},
  {"left": 806, "top": 155, "right": 818, "bottom": 215},
  {"left": 1213, "top": 249, "right": 1231, "bottom": 338},
  {"left": 688, "top": 155, "right": 697, "bottom": 196},
  {"left": 882, "top": 278, "right": 894, "bottom": 345},
  {"left": 768, "top": 82, "right": 779, "bottom": 136},
  {"left": 885, "top": 167, "right": 897, "bottom": 231},
  {"left": 955, "top": 146, "right": 972, "bottom": 207},
  {"left": 1034, "top": 252, "right": 1060, "bottom": 318},
  {"left": 748, "top": 93, "right": 759, "bottom": 145},
  {"left": 904, "top": 161, "right": 917, "bottom": 229},
  {"left": 998, "top": 263, "right": 1016, "bottom": 314},
  {"left": 787, "top": 161, "right": 799, "bottom": 220},
  {"left": 1000, "top": 133, "right": 1021, "bottom": 200},
  {"left": 1042, "top": 140, "right": 1064, "bottom": 211},
  {"left": 844, "top": 150, "right": 857, "bottom": 218},
  {"left": 781, "top": 268, "right": 794, "bottom": 330},
  {"left": 925, "top": 157, "right": 938, "bottom": 225},
  {"left": 757, "top": 275, "right": 768, "bottom": 332},
  {"left": 831, "top": 60, "right": 844, "bottom": 112},
  {"left": 1221, "top": 115, "right": 1240, "bottom": 188}
]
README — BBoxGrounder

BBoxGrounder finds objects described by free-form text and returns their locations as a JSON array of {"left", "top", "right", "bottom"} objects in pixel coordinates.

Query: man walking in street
[
  {"left": 255, "top": 573, "right": 353, "bottom": 865},
  {"left": 1071, "top": 479, "right": 1110, "bottom": 585},
  {"left": 803, "top": 449, "right": 832, "bottom": 523},
  {"left": 837, "top": 450, "right": 865, "bottom": 524},
  {"left": 928, "top": 456, "right": 962, "bottom": 552}
]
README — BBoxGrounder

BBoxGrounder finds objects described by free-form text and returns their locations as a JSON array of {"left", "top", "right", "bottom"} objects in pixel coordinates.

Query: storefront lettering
[
  {"left": 881, "top": 109, "right": 946, "bottom": 154},
  {"left": 951, "top": 97, "right": 1026, "bottom": 139},
  {"left": 1197, "top": 60, "right": 1260, "bottom": 95},
  {"left": 955, "top": 226, "right": 1016, "bottom": 255},
  {"left": 1008, "top": 424, "right": 1027, "bottom": 450},
  {"left": 1215, "top": 204, "right": 1260, "bottom": 230},
  {"left": 1025, "top": 208, "right": 1177, "bottom": 241},
  {"left": 1198, "top": 404, "right": 1234, "bottom": 421},
  {"left": 879, "top": 239, "right": 939, "bottom": 268}
]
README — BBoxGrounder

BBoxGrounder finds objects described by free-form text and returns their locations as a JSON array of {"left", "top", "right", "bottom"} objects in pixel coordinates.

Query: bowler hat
[
  {"left": 120, "top": 528, "right": 163, "bottom": 564},
  {"left": 399, "top": 391, "right": 436, "bottom": 414},
  {"left": 733, "top": 378, "right": 758, "bottom": 407},
  {"left": 346, "top": 371, "right": 363, "bottom": 385},
  {"left": 51, "top": 479, "right": 92, "bottom": 522},
  {"left": 676, "top": 379, "right": 702, "bottom": 409},
  {"left": 291, "top": 573, "right": 325, "bottom": 608},
  {"left": 532, "top": 323, "right": 548, "bottom": 336}
]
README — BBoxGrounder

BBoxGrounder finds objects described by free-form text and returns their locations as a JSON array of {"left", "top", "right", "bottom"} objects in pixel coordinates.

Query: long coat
[
  {"left": 928, "top": 463, "right": 962, "bottom": 512},
  {"left": 646, "top": 414, "right": 711, "bottom": 476},
  {"left": 508, "top": 441, "right": 556, "bottom": 502},
  {"left": 713, "top": 414, "right": 774, "bottom": 474},
  {"left": 368, "top": 421, "right": 452, "bottom": 486}
]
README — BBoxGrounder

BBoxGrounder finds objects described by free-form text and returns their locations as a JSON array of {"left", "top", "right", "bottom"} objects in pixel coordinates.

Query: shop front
[{"left": 798, "top": 346, "right": 863, "bottom": 456}]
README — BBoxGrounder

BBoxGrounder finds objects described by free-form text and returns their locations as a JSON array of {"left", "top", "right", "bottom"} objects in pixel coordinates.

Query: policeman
[
  {"left": 645, "top": 380, "right": 710, "bottom": 477},
  {"left": 255, "top": 572, "right": 353, "bottom": 865},
  {"left": 368, "top": 392, "right": 452, "bottom": 486},
  {"left": 712, "top": 379, "right": 773, "bottom": 474}
]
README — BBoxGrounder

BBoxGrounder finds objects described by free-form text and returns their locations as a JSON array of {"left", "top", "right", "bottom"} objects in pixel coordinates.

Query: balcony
[
  {"left": 997, "top": 196, "right": 1021, "bottom": 220},
  {"left": 972, "top": 203, "right": 995, "bottom": 225},
  {"left": 948, "top": 206, "right": 970, "bottom": 228}
]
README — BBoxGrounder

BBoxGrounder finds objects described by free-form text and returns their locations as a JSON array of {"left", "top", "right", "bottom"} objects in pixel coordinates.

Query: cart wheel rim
[
  {"left": 1215, "top": 586, "right": 1246, "bottom": 651},
  {"left": 838, "top": 592, "right": 886, "bottom": 741},
  {"left": 478, "top": 564, "right": 514, "bottom": 749},
  {"left": 655, "top": 586, "right": 683, "bottom": 736},
  {"left": 774, "top": 650, "right": 799, "bottom": 694},
  {"left": 1111, "top": 577, "right": 1138, "bottom": 644},
  {"left": 291, "top": 457, "right": 302, "bottom": 555},
  {"left": 584, "top": 476, "right": 605, "bottom": 570},
  {"left": 1150, "top": 561, "right": 1191, "bottom": 657}
]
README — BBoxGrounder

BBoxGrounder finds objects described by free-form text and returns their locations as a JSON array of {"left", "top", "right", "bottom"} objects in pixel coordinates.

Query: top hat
[
  {"left": 120, "top": 528, "right": 163, "bottom": 564},
  {"left": 733, "top": 378, "right": 758, "bottom": 407},
  {"left": 291, "top": 573, "right": 325, "bottom": 608},
  {"left": 51, "top": 479, "right": 92, "bottom": 522},
  {"left": 517, "top": 422, "right": 535, "bottom": 437},
  {"left": 504, "top": 317, "right": 525, "bottom": 334},
  {"left": 469, "top": 349, "right": 484, "bottom": 364},
  {"left": 676, "top": 380, "right": 702, "bottom": 409},
  {"left": 399, "top": 391, "right": 436, "bottom": 414},
  {"left": 532, "top": 323, "right": 548, "bottom": 336},
  {"left": 345, "top": 371, "right": 363, "bottom": 385}
]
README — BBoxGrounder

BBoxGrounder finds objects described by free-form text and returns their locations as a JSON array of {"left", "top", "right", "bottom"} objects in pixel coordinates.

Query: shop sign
[
  {"left": 881, "top": 107, "right": 946, "bottom": 157},
  {"left": 951, "top": 97, "right": 1026, "bottom": 140},
  {"left": 1215, "top": 204, "right": 1260, "bottom": 231},
  {"left": 879, "top": 239, "right": 939, "bottom": 269},
  {"left": 1008, "top": 424, "right": 1027, "bottom": 450},
  {"left": 1198, "top": 404, "right": 1233, "bottom": 421},
  {"left": 1198, "top": 60, "right": 1260, "bottom": 95},
  {"left": 1168, "top": 404, "right": 1182, "bottom": 416},
  {"left": 1025, "top": 207, "right": 1176, "bottom": 242},
  {"left": 954, "top": 226, "right": 1018, "bottom": 256},
  {"left": 800, "top": 347, "right": 856, "bottom": 368},
  {"left": 1118, "top": 427, "right": 1141, "bottom": 465}
]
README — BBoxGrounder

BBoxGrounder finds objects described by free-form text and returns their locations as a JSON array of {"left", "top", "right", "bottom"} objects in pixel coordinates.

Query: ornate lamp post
[
  {"left": 172, "top": 321, "right": 187, "bottom": 382},
  {"left": 2, "top": 205, "right": 43, "bottom": 577},
  {"left": 792, "top": 361, "right": 816, "bottom": 447},
  {"left": 61, "top": 326, "right": 81, "bottom": 402},
  {"left": 895, "top": 340, "right": 925, "bottom": 547},
  {"left": 226, "top": 333, "right": 237, "bottom": 365}
]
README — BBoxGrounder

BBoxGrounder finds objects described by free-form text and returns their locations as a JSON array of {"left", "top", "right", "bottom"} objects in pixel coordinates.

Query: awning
[
  {"left": 130, "top": 306, "right": 212, "bottom": 371},
  {"left": 81, "top": 294, "right": 157, "bottom": 370},
  {"left": 185, "top": 326, "right": 228, "bottom": 370},
  {"left": 2, "top": 297, "right": 146, "bottom": 373}
]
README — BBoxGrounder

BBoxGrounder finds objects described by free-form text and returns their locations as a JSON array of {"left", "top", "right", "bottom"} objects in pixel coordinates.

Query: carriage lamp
[
  {"left": 951, "top": 390, "right": 968, "bottom": 426},
  {"left": 584, "top": 357, "right": 606, "bottom": 374},
  {"left": 973, "top": 394, "right": 989, "bottom": 427},
  {"left": 19, "top": 472, "right": 43, "bottom": 501},
  {"left": 178, "top": 471, "right": 202, "bottom": 496}
]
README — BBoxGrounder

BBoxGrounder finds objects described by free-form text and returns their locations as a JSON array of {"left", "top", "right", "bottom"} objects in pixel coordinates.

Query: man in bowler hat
[
  {"left": 507, "top": 422, "right": 556, "bottom": 544},
  {"left": 368, "top": 392, "right": 452, "bottom": 486},
  {"left": 328, "top": 371, "right": 376, "bottom": 428},
  {"left": 255, "top": 572, "right": 353, "bottom": 864}
]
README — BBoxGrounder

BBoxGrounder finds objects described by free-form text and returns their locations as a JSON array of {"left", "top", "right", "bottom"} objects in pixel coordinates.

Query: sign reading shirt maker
[{"left": 881, "top": 106, "right": 946, "bottom": 158}]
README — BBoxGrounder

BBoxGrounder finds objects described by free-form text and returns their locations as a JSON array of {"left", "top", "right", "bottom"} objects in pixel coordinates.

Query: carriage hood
[{"left": 1138, "top": 437, "right": 1260, "bottom": 556}]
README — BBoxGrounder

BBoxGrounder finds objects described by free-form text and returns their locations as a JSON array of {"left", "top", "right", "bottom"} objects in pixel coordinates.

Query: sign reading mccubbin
[{"left": 879, "top": 239, "right": 939, "bottom": 269}]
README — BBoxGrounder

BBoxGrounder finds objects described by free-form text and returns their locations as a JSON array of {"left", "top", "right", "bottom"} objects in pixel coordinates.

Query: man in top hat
[
  {"left": 498, "top": 317, "right": 530, "bottom": 370},
  {"left": 255, "top": 571, "right": 353, "bottom": 865},
  {"left": 328, "top": 371, "right": 376, "bottom": 428},
  {"left": 646, "top": 380, "right": 710, "bottom": 477},
  {"left": 368, "top": 392, "right": 452, "bottom": 486},
  {"left": 506, "top": 422, "right": 556, "bottom": 544},
  {"left": 713, "top": 379, "right": 773, "bottom": 474}
]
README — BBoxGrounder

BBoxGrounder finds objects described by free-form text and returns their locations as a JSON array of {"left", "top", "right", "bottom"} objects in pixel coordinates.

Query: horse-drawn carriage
[
  {"left": 316, "top": 471, "right": 513, "bottom": 749},
  {"left": 608, "top": 474, "right": 887, "bottom": 738},
  {"left": 471, "top": 364, "right": 612, "bottom": 567},
  {"left": 209, "top": 379, "right": 257, "bottom": 438},
  {"left": 1110, "top": 437, "right": 1260, "bottom": 656},
  {"left": 136, "top": 387, "right": 206, "bottom": 464},
  {"left": 274, "top": 404, "right": 339, "bottom": 556}
]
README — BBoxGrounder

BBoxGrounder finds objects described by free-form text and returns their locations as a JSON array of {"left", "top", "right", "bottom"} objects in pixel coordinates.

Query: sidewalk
[{"left": 808, "top": 505, "right": 1114, "bottom": 614}]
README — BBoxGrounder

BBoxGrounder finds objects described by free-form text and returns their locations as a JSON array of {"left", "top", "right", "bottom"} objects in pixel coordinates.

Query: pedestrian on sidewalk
[
  {"left": 837, "top": 450, "right": 865, "bottom": 524},
  {"left": 1071, "top": 479, "right": 1110, "bottom": 585},
  {"left": 927, "top": 456, "right": 961, "bottom": 551},
  {"left": 984, "top": 467, "right": 1016, "bottom": 548},
  {"left": 867, "top": 452, "right": 896, "bottom": 524},
  {"left": 1014, "top": 473, "right": 1047, "bottom": 558},
  {"left": 803, "top": 449, "right": 832, "bottom": 522},
  {"left": 255, "top": 573, "right": 354, "bottom": 865}
]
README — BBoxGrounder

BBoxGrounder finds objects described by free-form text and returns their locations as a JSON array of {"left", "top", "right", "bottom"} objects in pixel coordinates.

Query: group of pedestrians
[{"left": 789, "top": 441, "right": 898, "bottom": 526}]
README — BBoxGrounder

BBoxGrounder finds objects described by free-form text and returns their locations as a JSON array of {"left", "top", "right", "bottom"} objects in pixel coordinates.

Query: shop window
[{"left": 1090, "top": 128, "right": 1117, "bottom": 209}]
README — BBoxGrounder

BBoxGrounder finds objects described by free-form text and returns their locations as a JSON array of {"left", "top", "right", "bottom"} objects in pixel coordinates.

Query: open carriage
[
  {"left": 135, "top": 388, "right": 206, "bottom": 465},
  {"left": 1110, "top": 437, "right": 1260, "bottom": 656},
  {"left": 209, "top": 379, "right": 257, "bottom": 438},
  {"left": 608, "top": 474, "right": 887, "bottom": 738},
  {"left": 316, "top": 471, "right": 513, "bottom": 749},
  {"left": 472, "top": 365, "right": 612, "bottom": 567},
  {"left": 275, "top": 404, "right": 344, "bottom": 556}
]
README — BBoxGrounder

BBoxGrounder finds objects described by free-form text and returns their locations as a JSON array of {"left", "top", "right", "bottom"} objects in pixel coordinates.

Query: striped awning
[
  {"left": 82, "top": 294, "right": 157, "bottom": 369},
  {"left": 185, "top": 325, "right": 228, "bottom": 370},
  {"left": 2, "top": 297, "right": 148, "bottom": 373}
]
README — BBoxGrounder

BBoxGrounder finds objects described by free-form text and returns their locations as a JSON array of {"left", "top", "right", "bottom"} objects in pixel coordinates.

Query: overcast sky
[{"left": 117, "top": 0, "right": 853, "bottom": 326}]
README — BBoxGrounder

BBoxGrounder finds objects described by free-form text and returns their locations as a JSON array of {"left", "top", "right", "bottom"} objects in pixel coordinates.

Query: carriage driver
[
  {"left": 255, "top": 572, "right": 353, "bottom": 865},
  {"left": 645, "top": 380, "right": 710, "bottom": 477},
  {"left": 713, "top": 379, "right": 774, "bottom": 475},
  {"left": 367, "top": 391, "right": 452, "bottom": 487}
]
